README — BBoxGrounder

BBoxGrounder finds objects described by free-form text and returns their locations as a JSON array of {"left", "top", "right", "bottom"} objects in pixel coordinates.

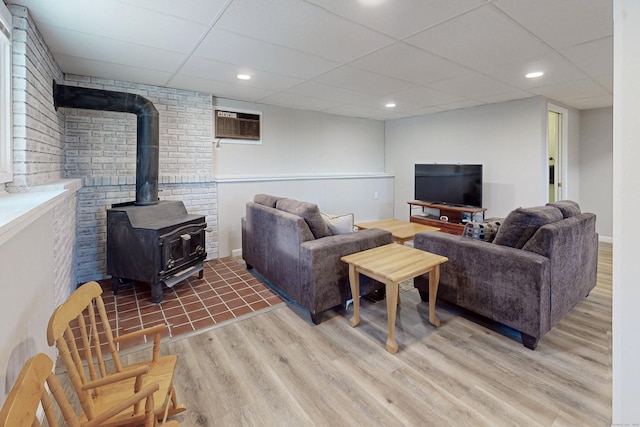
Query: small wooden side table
[{"left": 341, "top": 243, "right": 448, "bottom": 354}]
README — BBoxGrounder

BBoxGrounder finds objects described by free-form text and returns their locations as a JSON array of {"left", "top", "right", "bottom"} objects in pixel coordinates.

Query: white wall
[
  {"left": 579, "top": 107, "right": 613, "bottom": 240},
  {"left": 218, "top": 175, "right": 394, "bottom": 256},
  {"left": 0, "top": 210, "right": 56, "bottom": 403},
  {"left": 613, "top": 0, "right": 640, "bottom": 423},
  {"left": 385, "top": 97, "right": 552, "bottom": 219},
  {"left": 212, "top": 98, "right": 392, "bottom": 257}
]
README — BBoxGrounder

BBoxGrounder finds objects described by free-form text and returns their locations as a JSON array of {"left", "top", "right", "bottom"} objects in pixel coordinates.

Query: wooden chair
[
  {"left": 47, "top": 281, "right": 186, "bottom": 427},
  {"left": 0, "top": 353, "right": 179, "bottom": 427}
]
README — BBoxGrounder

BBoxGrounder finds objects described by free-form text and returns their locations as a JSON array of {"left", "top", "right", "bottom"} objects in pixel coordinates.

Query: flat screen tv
[{"left": 414, "top": 164, "right": 483, "bottom": 208}]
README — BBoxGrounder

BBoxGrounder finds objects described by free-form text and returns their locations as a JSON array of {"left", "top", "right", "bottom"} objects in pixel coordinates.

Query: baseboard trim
[{"left": 231, "top": 249, "right": 242, "bottom": 258}]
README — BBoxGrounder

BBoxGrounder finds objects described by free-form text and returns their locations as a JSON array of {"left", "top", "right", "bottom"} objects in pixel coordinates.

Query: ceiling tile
[
  {"left": 259, "top": 92, "right": 344, "bottom": 111},
  {"left": 561, "top": 36, "right": 613, "bottom": 78},
  {"left": 389, "top": 86, "right": 466, "bottom": 107},
  {"left": 426, "top": 72, "right": 519, "bottom": 100},
  {"left": 178, "top": 56, "right": 304, "bottom": 91},
  {"left": 38, "top": 24, "right": 187, "bottom": 72},
  {"left": 349, "top": 42, "right": 470, "bottom": 85},
  {"left": 405, "top": 5, "right": 552, "bottom": 69},
  {"left": 481, "top": 52, "right": 589, "bottom": 90},
  {"left": 282, "top": 81, "right": 372, "bottom": 103},
  {"left": 194, "top": 29, "right": 339, "bottom": 79},
  {"left": 18, "top": 0, "right": 209, "bottom": 53},
  {"left": 215, "top": 0, "right": 394, "bottom": 62},
  {"left": 492, "top": 0, "right": 612, "bottom": 49},
  {"left": 477, "top": 91, "right": 532, "bottom": 105},
  {"left": 529, "top": 79, "right": 610, "bottom": 100},
  {"left": 563, "top": 95, "right": 613, "bottom": 111},
  {"left": 304, "top": 0, "right": 484, "bottom": 39},
  {"left": 167, "top": 74, "right": 276, "bottom": 100},
  {"left": 117, "top": 0, "right": 232, "bottom": 25},
  {"left": 54, "top": 54, "right": 174, "bottom": 87},
  {"left": 313, "top": 66, "right": 414, "bottom": 97}
]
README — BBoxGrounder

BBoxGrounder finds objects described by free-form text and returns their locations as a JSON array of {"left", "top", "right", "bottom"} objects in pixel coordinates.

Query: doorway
[{"left": 548, "top": 105, "right": 567, "bottom": 202}]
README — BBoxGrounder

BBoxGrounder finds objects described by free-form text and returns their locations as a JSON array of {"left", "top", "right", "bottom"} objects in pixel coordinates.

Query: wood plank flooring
[{"left": 117, "top": 243, "right": 612, "bottom": 427}]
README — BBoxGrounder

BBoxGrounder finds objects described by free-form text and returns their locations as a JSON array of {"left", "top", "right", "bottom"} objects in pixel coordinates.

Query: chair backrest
[
  {"left": 46, "top": 281, "right": 125, "bottom": 418},
  {"left": 0, "top": 353, "right": 80, "bottom": 427},
  {"left": 0, "top": 353, "right": 169, "bottom": 427}
]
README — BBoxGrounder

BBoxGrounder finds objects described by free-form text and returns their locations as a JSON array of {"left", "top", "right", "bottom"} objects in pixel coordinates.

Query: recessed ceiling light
[
  {"left": 525, "top": 71, "right": 544, "bottom": 79},
  {"left": 385, "top": 102, "right": 396, "bottom": 108},
  {"left": 237, "top": 74, "right": 252, "bottom": 80}
]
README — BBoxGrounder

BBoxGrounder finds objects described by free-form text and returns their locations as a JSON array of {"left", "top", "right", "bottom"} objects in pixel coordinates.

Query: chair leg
[{"left": 163, "top": 385, "right": 187, "bottom": 420}]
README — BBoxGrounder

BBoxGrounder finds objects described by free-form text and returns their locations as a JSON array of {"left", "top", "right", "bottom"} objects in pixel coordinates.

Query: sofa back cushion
[
  {"left": 254, "top": 194, "right": 282, "bottom": 208},
  {"left": 493, "top": 205, "right": 563, "bottom": 249},
  {"left": 546, "top": 200, "right": 581, "bottom": 218},
  {"left": 276, "top": 198, "right": 331, "bottom": 239}
]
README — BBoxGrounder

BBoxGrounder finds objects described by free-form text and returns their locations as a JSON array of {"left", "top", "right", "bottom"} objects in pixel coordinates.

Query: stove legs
[{"left": 151, "top": 282, "right": 164, "bottom": 304}]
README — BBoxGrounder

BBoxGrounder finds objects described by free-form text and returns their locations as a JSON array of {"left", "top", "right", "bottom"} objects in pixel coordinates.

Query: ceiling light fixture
[
  {"left": 237, "top": 74, "right": 252, "bottom": 80},
  {"left": 525, "top": 71, "right": 544, "bottom": 79},
  {"left": 385, "top": 102, "right": 396, "bottom": 108}
]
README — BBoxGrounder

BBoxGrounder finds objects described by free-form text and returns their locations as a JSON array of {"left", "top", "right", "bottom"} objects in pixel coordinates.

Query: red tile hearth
[{"left": 98, "top": 257, "right": 283, "bottom": 352}]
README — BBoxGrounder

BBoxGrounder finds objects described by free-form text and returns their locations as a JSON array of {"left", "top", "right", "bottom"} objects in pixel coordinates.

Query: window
[{"left": 0, "top": 3, "right": 11, "bottom": 184}]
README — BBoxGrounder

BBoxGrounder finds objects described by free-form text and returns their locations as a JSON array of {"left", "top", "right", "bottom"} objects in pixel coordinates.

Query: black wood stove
[
  {"left": 53, "top": 82, "right": 208, "bottom": 303},
  {"left": 107, "top": 201, "right": 208, "bottom": 303}
]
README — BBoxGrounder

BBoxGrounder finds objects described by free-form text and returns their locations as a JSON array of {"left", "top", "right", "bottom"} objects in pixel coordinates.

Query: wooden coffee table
[
  {"left": 341, "top": 243, "right": 448, "bottom": 354},
  {"left": 355, "top": 218, "right": 440, "bottom": 244}
]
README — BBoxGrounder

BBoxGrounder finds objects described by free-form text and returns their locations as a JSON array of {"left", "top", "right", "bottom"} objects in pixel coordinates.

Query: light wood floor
[{"left": 120, "top": 243, "right": 612, "bottom": 427}]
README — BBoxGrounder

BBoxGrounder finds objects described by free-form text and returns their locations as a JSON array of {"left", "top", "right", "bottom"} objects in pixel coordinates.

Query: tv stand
[{"left": 408, "top": 201, "right": 487, "bottom": 235}]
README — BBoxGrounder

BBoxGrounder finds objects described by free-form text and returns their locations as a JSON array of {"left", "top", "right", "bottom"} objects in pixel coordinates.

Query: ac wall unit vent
[{"left": 215, "top": 109, "right": 260, "bottom": 140}]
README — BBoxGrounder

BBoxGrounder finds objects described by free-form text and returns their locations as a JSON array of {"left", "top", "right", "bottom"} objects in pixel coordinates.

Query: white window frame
[{"left": 0, "top": 3, "right": 12, "bottom": 184}]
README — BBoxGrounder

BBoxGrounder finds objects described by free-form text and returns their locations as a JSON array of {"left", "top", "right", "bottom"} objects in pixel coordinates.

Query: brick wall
[
  {"left": 8, "top": 5, "right": 65, "bottom": 188},
  {"left": 8, "top": 5, "right": 78, "bottom": 304},
  {"left": 61, "top": 76, "right": 218, "bottom": 283}
]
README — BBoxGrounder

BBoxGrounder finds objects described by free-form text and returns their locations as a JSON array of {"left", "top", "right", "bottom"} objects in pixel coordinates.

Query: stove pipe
[{"left": 53, "top": 81, "right": 160, "bottom": 205}]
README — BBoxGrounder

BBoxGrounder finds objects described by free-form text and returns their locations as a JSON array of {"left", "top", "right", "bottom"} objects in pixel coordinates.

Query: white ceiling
[{"left": 9, "top": 0, "right": 613, "bottom": 121}]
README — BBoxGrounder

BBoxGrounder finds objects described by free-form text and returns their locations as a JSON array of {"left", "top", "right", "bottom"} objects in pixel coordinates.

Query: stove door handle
[{"left": 180, "top": 234, "right": 191, "bottom": 241}]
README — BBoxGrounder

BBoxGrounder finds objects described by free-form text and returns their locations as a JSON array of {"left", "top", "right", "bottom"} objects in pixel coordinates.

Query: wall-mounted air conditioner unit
[{"left": 215, "top": 109, "right": 261, "bottom": 142}]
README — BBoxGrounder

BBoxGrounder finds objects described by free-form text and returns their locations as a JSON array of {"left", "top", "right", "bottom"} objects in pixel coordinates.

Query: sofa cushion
[
  {"left": 276, "top": 198, "right": 331, "bottom": 239},
  {"left": 493, "top": 206, "right": 563, "bottom": 249},
  {"left": 254, "top": 194, "right": 282, "bottom": 208},
  {"left": 321, "top": 212, "right": 354, "bottom": 235},
  {"left": 462, "top": 220, "right": 502, "bottom": 242},
  {"left": 546, "top": 200, "right": 581, "bottom": 218}
]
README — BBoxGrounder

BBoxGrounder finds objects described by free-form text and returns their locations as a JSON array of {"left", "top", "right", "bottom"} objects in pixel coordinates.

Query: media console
[{"left": 408, "top": 201, "right": 487, "bottom": 236}]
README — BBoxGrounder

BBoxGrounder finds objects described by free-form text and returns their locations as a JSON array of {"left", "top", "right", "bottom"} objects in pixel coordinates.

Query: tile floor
[{"left": 99, "top": 257, "right": 283, "bottom": 352}]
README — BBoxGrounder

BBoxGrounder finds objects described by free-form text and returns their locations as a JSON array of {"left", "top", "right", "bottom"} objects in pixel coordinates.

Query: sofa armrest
[
  {"left": 414, "top": 231, "right": 551, "bottom": 336},
  {"left": 297, "top": 229, "right": 393, "bottom": 310}
]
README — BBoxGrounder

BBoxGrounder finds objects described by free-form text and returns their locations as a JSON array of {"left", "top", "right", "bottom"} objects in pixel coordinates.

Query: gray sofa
[
  {"left": 242, "top": 194, "right": 393, "bottom": 324},
  {"left": 414, "top": 201, "right": 598, "bottom": 349}
]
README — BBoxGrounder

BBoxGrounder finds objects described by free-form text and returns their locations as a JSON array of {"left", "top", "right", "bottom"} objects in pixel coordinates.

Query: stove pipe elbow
[{"left": 53, "top": 81, "right": 159, "bottom": 206}]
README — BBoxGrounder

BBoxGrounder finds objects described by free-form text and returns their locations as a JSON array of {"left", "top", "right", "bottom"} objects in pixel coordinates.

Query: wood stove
[{"left": 107, "top": 201, "right": 208, "bottom": 303}]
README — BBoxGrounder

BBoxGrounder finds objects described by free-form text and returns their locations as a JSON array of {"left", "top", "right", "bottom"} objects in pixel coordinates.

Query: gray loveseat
[
  {"left": 242, "top": 194, "right": 393, "bottom": 324},
  {"left": 414, "top": 200, "right": 598, "bottom": 349}
]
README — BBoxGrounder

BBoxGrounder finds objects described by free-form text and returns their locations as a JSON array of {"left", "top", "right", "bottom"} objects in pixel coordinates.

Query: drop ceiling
[{"left": 8, "top": 0, "right": 613, "bottom": 121}]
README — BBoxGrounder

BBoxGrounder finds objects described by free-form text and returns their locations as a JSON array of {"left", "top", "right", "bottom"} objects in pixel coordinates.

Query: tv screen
[{"left": 414, "top": 164, "right": 483, "bottom": 207}]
